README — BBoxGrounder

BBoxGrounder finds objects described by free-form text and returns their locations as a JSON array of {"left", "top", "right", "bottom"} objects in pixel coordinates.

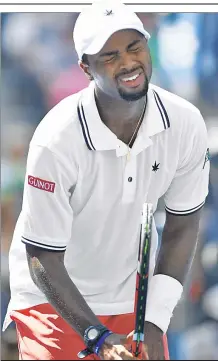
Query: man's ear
[{"left": 79, "top": 61, "right": 94, "bottom": 81}]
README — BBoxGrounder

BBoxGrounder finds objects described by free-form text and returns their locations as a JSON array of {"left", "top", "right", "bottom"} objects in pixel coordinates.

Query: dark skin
[
  {"left": 26, "top": 29, "right": 203, "bottom": 360},
  {"left": 80, "top": 29, "right": 152, "bottom": 145},
  {"left": 27, "top": 210, "right": 202, "bottom": 360}
]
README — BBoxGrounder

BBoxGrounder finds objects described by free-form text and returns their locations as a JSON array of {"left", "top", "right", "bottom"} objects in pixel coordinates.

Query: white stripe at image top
[
  {"left": 0, "top": 0, "right": 218, "bottom": 13},
  {"left": 1, "top": 0, "right": 218, "bottom": 3}
]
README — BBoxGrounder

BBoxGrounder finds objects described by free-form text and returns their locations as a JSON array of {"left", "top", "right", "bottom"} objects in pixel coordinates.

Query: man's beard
[{"left": 117, "top": 75, "right": 149, "bottom": 102}]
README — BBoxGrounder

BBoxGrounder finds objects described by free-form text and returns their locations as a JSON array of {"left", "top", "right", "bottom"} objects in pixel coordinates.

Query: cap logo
[{"left": 105, "top": 9, "right": 113, "bottom": 16}]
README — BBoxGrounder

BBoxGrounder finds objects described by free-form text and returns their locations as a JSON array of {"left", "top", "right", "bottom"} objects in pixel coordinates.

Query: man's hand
[
  {"left": 143, "top": 321, "right": 166, "bottom": 360},
  {"left": 99, "top": 333, "right": 147, "bottom": 360}
]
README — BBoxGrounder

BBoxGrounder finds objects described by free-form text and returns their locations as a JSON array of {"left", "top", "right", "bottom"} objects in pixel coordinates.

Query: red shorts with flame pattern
[{"left": 11, "top": 303, "right": 170, "bottom": 360}]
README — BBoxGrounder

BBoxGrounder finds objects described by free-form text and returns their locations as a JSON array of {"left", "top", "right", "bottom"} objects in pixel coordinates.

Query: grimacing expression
[{"left": 81, "top": 29, "right": 152, "bottom": 102}]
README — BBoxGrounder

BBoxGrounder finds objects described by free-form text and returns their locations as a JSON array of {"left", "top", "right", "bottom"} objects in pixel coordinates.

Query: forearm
[
  {"left": 155, "top": 210, "right": 201, "bottom": 284},
  {"left": 144, "top": 210, "right": 202, "bottom": 333},
  {"left": 26, "top": 245, "right": 102, "bottom": 338}
]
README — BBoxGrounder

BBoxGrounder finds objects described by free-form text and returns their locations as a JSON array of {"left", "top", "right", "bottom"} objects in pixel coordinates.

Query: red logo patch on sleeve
[{"left": 28, "top": 176, "right": 55, "bottom": 193}]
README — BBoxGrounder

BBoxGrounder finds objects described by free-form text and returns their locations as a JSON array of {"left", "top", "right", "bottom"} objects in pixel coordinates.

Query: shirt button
[{"left": 128, "top": 177, "right": 133, "bottom": 182}]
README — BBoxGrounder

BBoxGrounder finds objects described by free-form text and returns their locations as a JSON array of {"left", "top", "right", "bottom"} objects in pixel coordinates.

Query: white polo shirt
[{"left": 4, "top": 81, "right": 209, "bottom": 330}]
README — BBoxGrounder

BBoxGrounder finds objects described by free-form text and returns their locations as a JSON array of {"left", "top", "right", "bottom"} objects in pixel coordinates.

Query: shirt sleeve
[
  {"left": 21, "top": 144, "right": 77, "bottom": 251},
  {"left": 164, "top": 110, "right": 210, "bottom": 215}
]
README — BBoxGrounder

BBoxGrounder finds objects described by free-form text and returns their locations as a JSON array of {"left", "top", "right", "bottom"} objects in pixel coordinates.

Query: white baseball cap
[{"left": 73, "top": 0, "right": 150, "bottom": 60}]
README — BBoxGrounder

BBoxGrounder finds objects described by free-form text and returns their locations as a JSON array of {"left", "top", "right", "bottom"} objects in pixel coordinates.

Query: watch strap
[{"left": 94, "top": 330, "right": 113, "bottom": 355}]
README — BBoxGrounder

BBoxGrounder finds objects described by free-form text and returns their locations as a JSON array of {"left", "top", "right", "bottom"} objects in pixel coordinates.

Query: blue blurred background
[{"left": 1, "top": 12, "right": 218, "bottom": 360}]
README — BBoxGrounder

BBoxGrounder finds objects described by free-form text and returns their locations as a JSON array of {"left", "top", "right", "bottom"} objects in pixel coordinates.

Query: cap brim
[{"left": 83, "top": 25, "right": 150, "bottom": 58}]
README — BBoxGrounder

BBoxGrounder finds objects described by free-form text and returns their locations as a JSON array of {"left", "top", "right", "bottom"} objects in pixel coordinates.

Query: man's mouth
[
  {"left": 118, "top": 69, "right": 144, "bottom": 88},
  {"left": 121, "top": 73, "right": 140, "bottom": 82}
]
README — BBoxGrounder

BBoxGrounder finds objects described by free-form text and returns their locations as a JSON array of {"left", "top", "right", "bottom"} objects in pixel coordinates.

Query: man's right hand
[{"left": 98, "top": 333, "right": 148, "bottom": 360}]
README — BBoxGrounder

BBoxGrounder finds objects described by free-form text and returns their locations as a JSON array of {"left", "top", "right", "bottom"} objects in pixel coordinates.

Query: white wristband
[{"left": 145, "top": 274, "right": 183, "bottom": 334}]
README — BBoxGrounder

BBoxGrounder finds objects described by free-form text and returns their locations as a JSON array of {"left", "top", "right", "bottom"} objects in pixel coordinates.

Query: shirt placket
[{"left": 121, "top": 155, "right": 137, "bottom": 203}]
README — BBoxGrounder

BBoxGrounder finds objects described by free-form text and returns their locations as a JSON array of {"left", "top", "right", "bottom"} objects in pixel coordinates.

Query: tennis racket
[{"left": 132, "top": 203, "right": 153, "bottom": 359}]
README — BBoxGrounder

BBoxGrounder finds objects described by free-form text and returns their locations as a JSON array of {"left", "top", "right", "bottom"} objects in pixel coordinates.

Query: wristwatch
[{"left": 78, "top": 325, "right": 112, "bottom": 359}]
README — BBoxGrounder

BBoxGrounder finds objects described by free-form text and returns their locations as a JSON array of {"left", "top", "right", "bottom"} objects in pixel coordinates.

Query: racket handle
[
  {"left": 131, "top": 332, "right": 144, "bottom": 358},
  {"left": 132, "top": 342, "right": 148, "bottom": 360},
  {"left": 132, "top": 340, "right": 149, "bottom": 360}
]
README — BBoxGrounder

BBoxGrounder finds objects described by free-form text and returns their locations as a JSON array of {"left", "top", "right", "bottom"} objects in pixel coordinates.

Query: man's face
[{"left": 81, "top": 29, "right": 152, "bottom": 102}]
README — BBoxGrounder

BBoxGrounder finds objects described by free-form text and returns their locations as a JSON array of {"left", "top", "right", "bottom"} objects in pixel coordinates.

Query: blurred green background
[{"left": 1, "top": 12, "right": 218, "bottom": 360}]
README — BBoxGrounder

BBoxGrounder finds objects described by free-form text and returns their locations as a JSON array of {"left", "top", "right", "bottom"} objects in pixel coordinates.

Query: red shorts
[{"left": 11, "top": 303, "right": 170, "bottom": 360}]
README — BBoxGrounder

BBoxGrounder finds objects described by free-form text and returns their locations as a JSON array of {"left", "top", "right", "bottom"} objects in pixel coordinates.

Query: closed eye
[
  {"left": 127, "top": 39, "right": 143, "bottom": 53},
  {"left": 129, "top": 46, "right": 141, "bottom": 52},
  {"left": 104, "top": 55, "right": 117, "bottom": 63},
  {"left": 99, "top": 51, "right": 118, "bottom": 63}
]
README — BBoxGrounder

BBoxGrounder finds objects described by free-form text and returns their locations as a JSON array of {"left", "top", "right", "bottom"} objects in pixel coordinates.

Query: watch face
[{"left": 87, "top": 327, "right": 99, "bottom": 341}]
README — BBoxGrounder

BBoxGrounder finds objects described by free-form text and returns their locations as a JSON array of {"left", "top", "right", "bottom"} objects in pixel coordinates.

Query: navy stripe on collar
[
  {"left": 77, "top": 100, "right": 96, "bottom": 151},
  {"left": 153, "top": 90, "right": 170, "bottom": 129}
]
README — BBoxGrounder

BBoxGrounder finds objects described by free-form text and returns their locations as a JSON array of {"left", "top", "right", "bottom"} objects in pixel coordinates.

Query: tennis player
[{"left": 3, "top": 1, "right": 210, "bottom": 360}]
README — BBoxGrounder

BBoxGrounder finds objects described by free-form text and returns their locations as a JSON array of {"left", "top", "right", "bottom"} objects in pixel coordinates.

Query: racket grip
[
  {"left": 131, "top": 338, "right": 149, "bottom": 360},
  {"left": 131, "top": 337, "right": 143, "bottom": 358}
]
